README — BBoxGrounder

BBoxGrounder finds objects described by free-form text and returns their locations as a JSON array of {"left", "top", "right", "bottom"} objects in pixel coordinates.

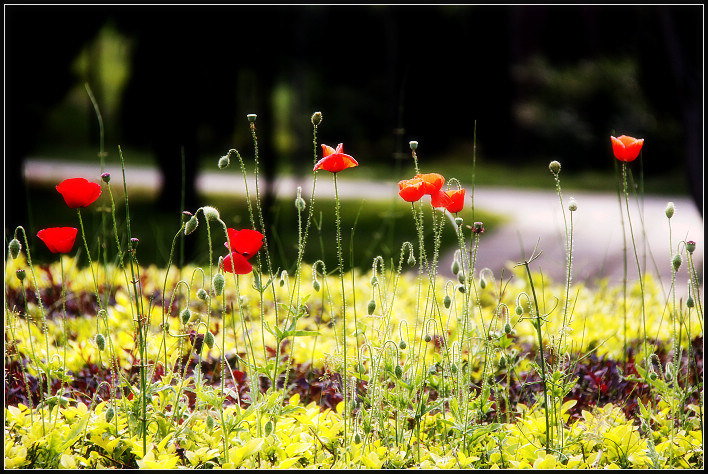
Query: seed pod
[
  {"left": 367, "top": 299, "right": 376, "bottom": 315},
  {"left": 686, "top": 241, "right": 696, "bottom": 254},
  {"left": 394, "top": 365, "right": 403, "bottom": 379},
  {"left": 8, "top": 238, "right": 21, "bottom": 259},
  {"left": 101, "top": 172, "right": 111, "bottom": 183},
  {"left": 665, "top": 202, "right": 675, "bottom": 219},
  {"left": 213, "top": 274, "right": 225, "bottom": 296},
  {"left": 454, "top": 217, "right": 463, "bottom": 227},
  {"left": 311, "top": 111, "right": 322, "bottom": 126},
  {"left": 105, "top": 406, "right": 115, "bottom": 423},
  {"left": 687, "top": 296, "right": 694, "bottom": 308},
  {"left": 409, "top": 141, "right": 418, "bottom": 151},
  {"left": 204, "top": 331, "right": 214, "bottom": 349},
  {"left": 15, "top": 269, "right": 26, "bottom": 282},
  {"left": 95, "top": 333, "right": 106, "bottom": 351},
  {"left": 247, "top": 114, "right": 257, "bottom": 123},
  {"left": 180, "top": 308, "right": 191, "bottom": 325}
]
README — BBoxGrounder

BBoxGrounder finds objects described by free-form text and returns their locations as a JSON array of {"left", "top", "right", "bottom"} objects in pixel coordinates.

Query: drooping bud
[
  {"left": 204, "top": 331, "right": 215, "bottom": 349},
  {"left": 197, "top": 288, "right": 208, "bottom": 302},
  {"left": 498, "top": 354, "right": 507, "bottom": 369},
  {"left": 367, "top": 299, "right": 376, "bottom": 315},
  {"left": 457, "top": 271, "right": 466, "bottom": 285},
  {"left": 218, "top": 155, "right": 230, "bottom": 169},
  {"left": 515, "top": 305, "right": 523, "bottom": 316},
  {"left": 95, "top": 333, "right": 106, "bottom": 351},
  {"left": 185, "top": 215, "right": 199, "bottom": 235},
  {"left": 457, "top": 284, "right": 466, "bottom": 294},
  {"left": 394, "top": 365, "right": 403, "bottom": 379},
  {"left": 8, "top": 238, "right": 21, "bottom": 259},
  {"left": 424, "top": 334, "right": 432, "bottom": 343},
  {"left": 443, "top": 293, "right": 452, "bottom": 309},
  {"left": 202, "top": 206, "right": 220, "bottom": 221},
  {"left": 504, "top": 322, "right": 512, "bottom": 335},
  {"left": 451, "top": 258, "right": 460, "bottom": 275},
  {"left": 665, "top": 202, "right": 675, "bottom": 219},
  {"left": 548, "top": 161, "right": 561, "bottom": 174},
  {"left": 206, "top": 415, "right": 215, "bottom": 431},
  {"left": 213, "top": 274, "right": 225, "bottom": 296},
  {"left": 354, "top": 433, "right": 361, "bottom": 444},
  {"left": 180, "top": 308, "right": 192, "bottom": 325},
  {"left": 311, "top": 111, "right": 322, "bottom": 126},
  {"left": 450, "top": 363, "right": 458, "bottom": 374},
  {"left": 399, "top": 340, "right": 407, "bottom": 350},
  {"left": 105, "top": 406, "right": 115, "bottom": 423},
  {"left": 312, "top": 279, "right": 321, "bottom": 292},
  {"left": 408, "top": 253, "right": 416, "bottom": 266},
  {"left": 370, "top": 275, "right": 378, "bottom": 287},
  {"left": 479, "top": 277, "right": 487, "bottom": 289},
  {"left": 672, "top": 253, "right": 682, "bottom": 272}
]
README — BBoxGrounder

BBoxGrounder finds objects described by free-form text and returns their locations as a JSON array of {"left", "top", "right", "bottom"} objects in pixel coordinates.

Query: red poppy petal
[
  {"left": 321, "top": 144, "right": 336, "bottom": 157},
  {"left": 445, "top": 189, "right": 465, "bottom": 213},
  {"left": 223, "top": 252, "right": 253, "bottom": 274},
  {"left": 56, "top": 178, "right": 102, "bottom": 208},
  {"left": 398, "top": 180, "right": 425, "bottom": 202},
  {"left": 430, "top": 189, "right": 452, "bottom": 208},
  {"left": 37, "top": 227, "right": 78, "bottom": 254},
  {"left": 313, "top": 153, "right": 359, "bottom": 173},
  {"left": 415, "top": 173, "right": 445, "bottom": 194},
  {"left": 611, "top": 135, "right": 644, "bottom": 162}
]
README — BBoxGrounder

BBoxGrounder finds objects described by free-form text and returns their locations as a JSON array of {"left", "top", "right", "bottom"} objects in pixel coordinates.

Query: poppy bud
[
  {"left": 105, "top": 406, "right": 115, "bottom": 423},
  {"left": 443, "top": 294, "right": 451, "bottom": 309},
  {"left": 264, "top": 419, "right": 273, "bottom": 436},
  {"left": 408, "top": 254, "right": 416, "bottom": 266},
  {"left": 458, "top": 271, "right": 466, "bottom": 285},
  {"left": 450, "top": 363, "right": 458, "bottom": 374},
  {"left": 549, "top": 161, "right": 561, "bottom": 174},
  {"left": 101, "top": 172, "right": 111, "bottom": 183},
  {"left": 498, "top": 354, "right": 507, "bottom": 369},
  {"left": 457, "top": 284, "right": 466, "bottom": 294},
  {"left": 295, "top": 197, "right": 306, "bottom": 211},
  {"left": 202, "top": 206, "right": 220, "bottom": 221},
  {"left": 409, "top": 141, "right": 418, "bottom": 151},
  {"left": 312, "top": 279, "right": 321, "bottom": 292},
  {"left": 247, "top": 114, "right": 257, "bottom": 123},
  {"left": 9, "top": 238, "right": 21, "bottom": 258},
  {"left": 504, "top": 322, "right": 512, "bottom": 335},
  {"left": 686, "top": 241, "right": 696, "bottom": 254},
  {"left": 480, "top": 277, "right": 487, "bottom": 289},
  {"left": 311, "top": 111, "right": 322, "bottom": 126},
  {"left": 424, "top": 334, "right": 432, "bottom": 343},
  {"left": 213, "top": 274, "right": 225, "bottom": 296},
  {"left": 185, "top": 216, "right": 199, "bottom": 235},
  {"left": 394, "top": 365, "right": 403, "bottom": 378},
  {"left": 665, "top": 202, "right": 675, "bottom": 219},
  {"left": 16, "top": 269, "right": 26, "bottom": 282},
  {"left": 687, "top": 296, "right": 694, "bottom": 308},
  {"left": 568, "top": 199, "right": 578, "bottom": 212},
  {"left": 130, "top": 237, "right": 139, "bottom": 249},
  {"left": 218, "top": 155, "right": 230, "bottom": 169},
  {"left": 649, "top": 371, "right": 657, "bottom": 380},
  {"left": 197, "top": 288, "right": 208, "bottom": 301},
  {"left": 204, "top": 331, "right": 214, "bottom": 349},
  {"left": 451, "top": 259, "right": 460, "bottom": 275},
  {"left": 180, "top": 308, "right": 191, "bottom": 325},
  {"left": 367, "top": 299, "right": 376, "bottom": 315},
  {"left": 399, "top": 340, "right": 407, "bottom": 350},
  {"left": 515, "top": 305, "right": 523, "bottom": 316},
  {"left": 672, "top": 253, "right": 682, "bottom": 272},
  {"left": 96, "top": 333, "right": 106, "bottom": 351},
  {"left": 354, "top": 433, "right": 361, "bottom": 444},
  {"left": 370, "top": 275, "right": 378, "bottom": 286}
]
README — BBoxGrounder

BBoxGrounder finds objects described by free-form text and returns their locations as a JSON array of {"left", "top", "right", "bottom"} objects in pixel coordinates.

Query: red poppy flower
[
  {"left": 430, "top": 189, "right": 452, "bottom": 209},
  {"left": 222, "top": 227, "right": 264, "bottom": 274},
  {"left": 443, "top": 189, "right": 465, "bottom": 213},
  {"left": 56, "top": 178, "right": 102, "bottom": 208},
  {"left": 398, "top": 177, "right": 426, "bottom": 202},
  {"left": 222, "top": 251, "right": 254, "bottom": 275},
  {"left": 224, "top": 228, "right": 264, "bottom": 258},
  {"left": 313, "top": 143, "right": 358, "bottom": 173},
  {"left": 415, "top": 173, "right": 445, "bottom": 195},
  {"left": 611, "top": 135, "right": 644, "bottom": 162},
  {"left": 37, "top": 227, "right": 78, "bottom": 254}
]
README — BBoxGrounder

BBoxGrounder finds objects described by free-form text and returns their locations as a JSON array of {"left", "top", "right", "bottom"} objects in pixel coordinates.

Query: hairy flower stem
[
  {"left": 522, "top": 259, "right": 552, "bottom": 454},
  {"left": 333, "top": 172, "right": 349, "bottom": 447},
  {"left": 551, "top": 170, "right": 573, "bottom": 364},
  {"left": 614, "top": 160, "right": 629, "bottom": 370}
]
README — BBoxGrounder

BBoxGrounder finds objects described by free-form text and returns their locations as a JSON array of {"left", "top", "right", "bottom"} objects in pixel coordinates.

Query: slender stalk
[{"left": 333, "top": 172, "right": 348, "bottom": 447}]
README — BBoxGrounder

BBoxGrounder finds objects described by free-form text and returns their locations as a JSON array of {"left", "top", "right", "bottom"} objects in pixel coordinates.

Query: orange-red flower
[
  {"left": 37, "top": 227, "right": 78, "bottom": 254},
  {"left": 56, "top": 177, "right": 102, "bottom": 208},
  {"left": 443, "top": 189, "right": 465, "bottom": 213},
  {"left": 430, "top": 189, "right": 452, "bottom": 209},
  {"left": 611, "top": 135, "right": 644, "bottom": 162},
  {"left": 398, "top": 177, "right": 426, "bottom": 202},
  {"left": 415, "top": 173, "right": 445, "bottom": 195},
  {"left": 313, "top": 143, "right": 358, "bottom": 173},
  {"left": 222, "top": 228, "right": 264, "bottom": 274}
]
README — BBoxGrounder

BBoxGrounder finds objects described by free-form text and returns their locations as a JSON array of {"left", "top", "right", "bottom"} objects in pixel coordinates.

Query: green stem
[{"left": 333, "top": 172, "right": 348, "bottom": 448}]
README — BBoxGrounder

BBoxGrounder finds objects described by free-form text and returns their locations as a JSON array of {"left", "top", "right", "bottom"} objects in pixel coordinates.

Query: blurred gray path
[{"left": 24, "top": 158, "right": 703, "bottom": 294}]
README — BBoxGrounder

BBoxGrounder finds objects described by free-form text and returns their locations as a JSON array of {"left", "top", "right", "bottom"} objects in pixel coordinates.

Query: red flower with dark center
[
  {"left": 56, "top": 178, "right": 102, "bottom": 208},
  {"left": 225, "top": 228, "right": 264, "bottom": 258},
  {"left": 398, "top": 177, "right": 426, "bottom": 202},
  {"left": 222, "top": 227, "right": 264, "bottom": 274},
  {"left": 444, "top": 189, "right": 465, "bottom": 213},
  {"left": 611, "top": 135, "right": 644, "bottom": 162},
  {"left": 415, "top": 173, "right": 445, "bottom": 195},
  {"left": 37, "top": 227, "right": 78, "bottom": 254},
  {"left": 313, "top": 143, "right": 358, "bottom": 173}
]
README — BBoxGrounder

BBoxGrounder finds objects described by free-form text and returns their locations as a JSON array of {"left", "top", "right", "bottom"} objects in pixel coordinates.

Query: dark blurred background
[{"left": 4, "top": 5, "right": 703, "bottom": 269}]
